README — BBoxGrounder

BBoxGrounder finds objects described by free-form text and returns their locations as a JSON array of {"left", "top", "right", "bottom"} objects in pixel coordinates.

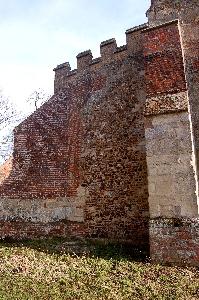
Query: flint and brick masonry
[{"left": 0, "top": 0, "right": 199, "bottom": 266}]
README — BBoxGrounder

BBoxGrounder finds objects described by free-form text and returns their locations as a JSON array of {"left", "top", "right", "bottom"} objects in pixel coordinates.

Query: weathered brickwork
[
  {"left": 0, "top": 0, "right": 198, "bottom": 265},
  {"left": 81, "top": 58, "right": 149, "bottom": 243},
  {"left": 0, "top": 220, "right": 86, "bottom": 240},
  {"left": 0, "top": 36, "right": 150, "bottom": 246},
  {"left": 150, "top": 218, "right": 199, "bottom": 266},
  {"left": 146, "top": 0, "right": 199, "bottom": 266},
  {"left": 144, "top": 21, "right": 187, "bottom": 97},
  {"left": 147, "top": 0, "right": 199, "bottom": 178},
  {"left": 0, "top": 92, "right": 83, "bottom": 199}
]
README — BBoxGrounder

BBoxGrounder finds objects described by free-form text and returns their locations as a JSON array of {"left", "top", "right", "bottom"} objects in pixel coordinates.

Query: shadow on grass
[{"left": 0, "top": 236, "right": 150, "bottom": 262}]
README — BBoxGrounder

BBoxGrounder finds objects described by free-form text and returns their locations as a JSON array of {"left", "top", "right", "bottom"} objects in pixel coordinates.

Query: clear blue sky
[{"left": 0, "top": 0, "right": 150, "bottom": 110}]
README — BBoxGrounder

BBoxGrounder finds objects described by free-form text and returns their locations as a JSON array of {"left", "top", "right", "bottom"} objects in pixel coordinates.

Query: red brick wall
[
  {"left": 0, "top": 20, "right": 190, "bottom": 250},
  {"left": 0, "top": 41, "right": 149, "bottom": 245},
  {"left": 143, "top": 22, "right": 187, "bottom": 97},
  {"left": 0, "top": 220, "right": 86, "bottom": 240},
  {"left": 0, "top": 92, "right": 82, "bottom": 199},
  {"left": 150, "top": 218, "right": 199, "bottom": 266},
  {"left": 81, "top": 64, "right": 149, "bottom": 242}
]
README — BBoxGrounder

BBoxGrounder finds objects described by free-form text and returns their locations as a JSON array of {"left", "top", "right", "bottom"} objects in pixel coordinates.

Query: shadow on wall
[{"left": 0, "top": 236, "right": 150, "bottom": 261}]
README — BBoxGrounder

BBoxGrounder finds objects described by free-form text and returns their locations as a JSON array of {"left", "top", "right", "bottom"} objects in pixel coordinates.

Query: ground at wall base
[{"left": 0, "top": 237, "right": 198, "bottom": 300}]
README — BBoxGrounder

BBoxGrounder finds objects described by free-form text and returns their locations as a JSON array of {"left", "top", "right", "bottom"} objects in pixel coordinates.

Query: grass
[{"left": 0, "top": 237, "right": 198, "bottom": 300}]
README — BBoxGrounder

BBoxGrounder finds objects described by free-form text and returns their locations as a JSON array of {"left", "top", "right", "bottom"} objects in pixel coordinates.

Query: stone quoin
[{"left": 0, "top": 0, "right": 199, "bottom": 266}]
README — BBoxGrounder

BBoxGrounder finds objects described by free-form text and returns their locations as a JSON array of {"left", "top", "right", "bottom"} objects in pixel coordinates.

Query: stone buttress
[{"left": 146, "top": 0, "right": 199, "bottom": 266}]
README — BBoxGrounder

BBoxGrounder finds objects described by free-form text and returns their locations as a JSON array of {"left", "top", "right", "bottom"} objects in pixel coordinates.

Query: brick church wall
[
  {"left": 0, "top": 27, "right": 150, "bottom": 246},
  {"left": 0, "top": 0, "right": 198, "bottom": 266}
]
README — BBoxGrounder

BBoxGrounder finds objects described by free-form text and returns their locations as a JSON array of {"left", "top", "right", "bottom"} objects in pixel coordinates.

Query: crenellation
[
  {"left": 76, "top": 50, "right": 93, "bottom": 70},
  {"left": 100, "top": 38, "right": 117, "bottom": 60},
  {"left": 91, "top": 57, "right": 102, "bottom": 65},
  {"left": 53, "top": 62, "right": 72, "bottom": 93},
  {"left": 53, "top": 62, "right": 71, "bottom": 72},
  {"left": 100, "top": 38, "right": 116, "bottom": 48},
  {"left": 143, "top": 19, "right": 178, "bottom": 31},
  {"left": 76, "top": 49, "right": 92, "bottom": 59},
  {"left": 66, "top": 69, "right": 77, "bottom": 77},
  {"left": 114, "top": 45, "right": 127, "bottom": 53},
  {"left": 125, "top": 23, "right": 148, "bottom": 34},
  {"left": 126, "top": 26, "right": 145, "bottom": 53}
]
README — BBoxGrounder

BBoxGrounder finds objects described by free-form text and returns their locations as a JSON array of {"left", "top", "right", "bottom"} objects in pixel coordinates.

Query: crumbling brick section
[
  {"left": 0, "top": 220, "right": 86, "bottom": 240},
  {"left": 150, "top": 218, "right": 199, "bottom": 266}
]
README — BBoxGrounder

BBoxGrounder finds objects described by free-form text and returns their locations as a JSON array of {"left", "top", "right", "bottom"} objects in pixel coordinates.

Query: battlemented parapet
[
  {"left": 0, "top": 0, "right": 198, "bottom": 265},
  {"left": 0, "top": 21, "right": 149, "bottom": 247}
]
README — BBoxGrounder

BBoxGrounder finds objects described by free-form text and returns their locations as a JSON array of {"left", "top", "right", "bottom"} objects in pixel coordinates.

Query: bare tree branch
[
  {"left": 0, "top": 89, "right": 51, "bottom": 164},
  {"left": 27, "top": 88, "right": 51, "bottom": 111}
]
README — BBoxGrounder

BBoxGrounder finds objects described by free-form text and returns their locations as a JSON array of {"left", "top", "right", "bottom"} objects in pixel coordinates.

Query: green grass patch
[{"left": 0, "top": 237, "right": 198, "bottom": 299}]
